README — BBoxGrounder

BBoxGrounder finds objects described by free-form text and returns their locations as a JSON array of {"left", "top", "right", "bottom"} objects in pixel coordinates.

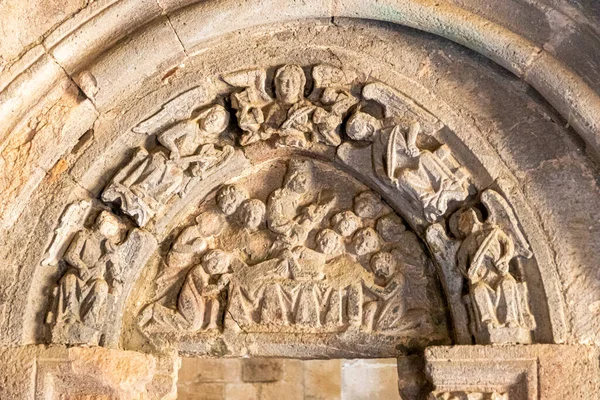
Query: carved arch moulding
[{"left": 1, "top": 0, "right": 600, "bottom": 397}]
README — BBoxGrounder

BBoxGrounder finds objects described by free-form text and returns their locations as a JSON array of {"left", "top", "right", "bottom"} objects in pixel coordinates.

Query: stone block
[
  {"left": 179, "top": 358, "right": 241, "bottom": 383},
  {"left": 178, "top": 382, "right": 225, "bottom": 400},
  {"left": 225, "top": 382, "right": 259, "bottom": 400},
  {"left": 425, "top": 345, "right": 600, "bottom": 400},
  {"left": 258, "top": 380, "right": 304, "bottom": 400},
  {"left": 304, "top": 360, "right": 341, "bottom": 400},
  {"left": 341, "top": 359, "right": 401, "bottom": 400},
  {"left": 242, "top": 359, "right": 284, "bottom": 383},
  {"left": 0, "top": 345, "right": 165, "bottom": 400}
]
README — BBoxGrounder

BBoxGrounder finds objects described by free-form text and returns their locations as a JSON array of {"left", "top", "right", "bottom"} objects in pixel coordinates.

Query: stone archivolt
[{"left": 2, "top": 1, "right": 600, "bottom": 397}]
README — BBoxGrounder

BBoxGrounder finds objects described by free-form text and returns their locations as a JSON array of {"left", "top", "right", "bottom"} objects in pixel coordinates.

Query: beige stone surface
[
  {"left": 1, "top": 0, "right": 600, "bottom": 399},
  {"left": 426, "top": 345, "right": 600, "bottom": 400},
  {"left": 0, "top": 345, "right": 179, "bottom": 400},
  {"left": 342, "top": 359, "right": 401, "bottom": 400}
]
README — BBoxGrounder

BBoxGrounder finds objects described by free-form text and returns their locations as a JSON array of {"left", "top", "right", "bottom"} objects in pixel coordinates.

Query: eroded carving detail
[
  {"left": 426, "top": 190, "right": 536, "bottom": 344},
  {"left": 46, "top": 207, "right": 155, "bottom": 345},
  {"left": 102, "top": 103, "right": 234, "bottom": 227},
  {"left": 429, "top": 391, "right": 508, "bottom": 400},
  {"left": 138, "top": 158, "right": 446, "bottom": 348},
  {"left": 342, "top": 82, "right": 470, "bottom": 223},
  {"left": 224, "top": 64, "right": 358, "bottom": 147}
]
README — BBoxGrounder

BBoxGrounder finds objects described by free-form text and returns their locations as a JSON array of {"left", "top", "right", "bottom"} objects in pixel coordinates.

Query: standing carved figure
[
  {"left": 452, "top": 191, "right": 536, "bottom": 344},
  {"left": 47, "top": 211, "right": 127, "bottom": 344}
]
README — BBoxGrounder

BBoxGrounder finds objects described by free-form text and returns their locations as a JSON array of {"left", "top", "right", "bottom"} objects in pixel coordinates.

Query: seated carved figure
[
  {"left": 266, "top": 160, "right": 335, "bottom": 279},
  {"left": 454, "top": 207, "right": 535, "bottom": 343},
  {"left": 346, "top": 110, "right": 469, "bottom": 222},
  {"left": 47, "top": 211, "right": 126, "bottom": 344}
]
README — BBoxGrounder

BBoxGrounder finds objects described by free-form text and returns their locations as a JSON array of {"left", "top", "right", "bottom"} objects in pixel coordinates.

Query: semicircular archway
[{"left": 1, "top": 2, "right": 600, "bottom": 399}]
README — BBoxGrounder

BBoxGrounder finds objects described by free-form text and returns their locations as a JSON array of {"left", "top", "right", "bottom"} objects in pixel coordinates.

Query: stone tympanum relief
[
  {"left": 102, "top": 102, "right": 235, "bottom": 227},
  {"left": 45, "top": 203, "right": 155, "bottom": 346},
  {"left": 427, "top": 190, "right": 536, "bottom": 345},
  {"left": 100, "top": 64, "right": 470, "bottom": 232},
  {"left": 137, "top": 158, "right": 448, "bottom": 356},
  {"left": 39, "top": 63, "right": 538, "bottom": 354}
]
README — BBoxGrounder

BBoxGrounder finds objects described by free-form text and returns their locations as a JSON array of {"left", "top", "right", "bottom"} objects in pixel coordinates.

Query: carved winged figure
[
  {"left": 47, "top": 211, "right": 127, "bottom": 345},
  {"left": 346, "top": 82, "right": 470, "bottom": 222},
  {"left": 104, "top": 102, "right": 234, "bottom": 227},
  {"left": 452, "top": 190, "right": 535, "bottom": 344}
]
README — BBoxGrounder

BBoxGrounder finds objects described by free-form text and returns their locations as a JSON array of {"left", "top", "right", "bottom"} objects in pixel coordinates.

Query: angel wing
[
  {"left": 221, "top": 68, "right": 272, "bottom": 106},
  {"left": 42, "top": 200, "right": 92, "bottom": 266},
  {"left": 133, "top": 86, "right": 212, "bottom": 135},
  {"left": 481, "top": 189, "right": 533, "bottom": 259},
  {"left": 362, "top": 82, "right": 411, "bottom": 118}
]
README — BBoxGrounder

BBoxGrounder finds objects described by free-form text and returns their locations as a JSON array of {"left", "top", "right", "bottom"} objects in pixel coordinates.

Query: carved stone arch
[{"left": 1, "top": 0, "right": 600, "bottom": 398}]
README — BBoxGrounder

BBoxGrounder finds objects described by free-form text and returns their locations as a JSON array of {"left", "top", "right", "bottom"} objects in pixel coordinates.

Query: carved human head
[
  {"left": 95, "top": 211, "right": 126, "bottom": 243},
  {"left": 198, "top": 104, "right": 229, "bottom": 134},
  {"left": 354, "top": 191, "right": 383, "bottom": 219},
  {"left": 202, "top": 249, "right": 231, "bottom": 274},
  {"left": 195, "top": 212, "right": 225, "bottom": 237},
  {"left": 376, "top": 213, "right": 406, "bottom": 243},
  {"left": 274, "top": 65, "right": 306, "bottom": 104},
  {"left": 345, "top": 112, "right": 382, "bottom": 141},
  {"left": 216, "top": 185, "right": 248, "bottom": 216},
  {"left": 452, "top": 207, "right": 482, "bottom": 238},
  {"left": 283, "top": 159, "right": 312, "bottom": 194},
  {"left": 369, "top": 251, "right": 397, "bottom": 284},
  {"left": 352, "top": 227, "right": 380, "bottom": 256},
  {"left": 331, "top": 211, "right": 362, "bottom": 237},
  {"left": 315, "top": 229, "right": 343, "bottom": 256},
  {"left": 239, "top": 199, "right": 266, "bottom": 231}
]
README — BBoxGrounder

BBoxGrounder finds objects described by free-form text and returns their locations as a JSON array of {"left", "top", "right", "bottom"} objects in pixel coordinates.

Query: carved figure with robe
[
  {"left": 452, "top": 190, "right": 536, "bottom": 343},
  {"left": 140, "top": 250, "right": 233, "bottom": 332},
  {"left": 47, "top": 211, "right": 127, "bottom": 344}
]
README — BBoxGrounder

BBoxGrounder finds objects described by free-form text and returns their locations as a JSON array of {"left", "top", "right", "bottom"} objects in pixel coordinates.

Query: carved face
[
  {"left": 95, "top": 211, "right": 124, "bottom": 243},
  {"left": 217, "top": 185, "right": 248, "bottom": 216},
  {"left": 239, "top": 199, "right": 266, "bottom": 231},
  {"left": 316, "top": 229, "right": 343, "bottom": 255},
  {"left": 354, "top": 191, "right": 383, "bottom": 219},
  {"left": 370, "top": 252, "right": 397, "bottom": 284},
  {"left": 352, "top": 227, "right": 380, "bottom": 256},
  {"left": 275, "top": 65, "right": 305, "bottom": 104},
  {"left": 346, "top": 112, "right": 381, "bottom": 141},
  {"left": 202, "top": 249, "right": 230, "bottom": 274},
  {"left": 199, "top": 105, "right": 229, "bottom": 134},
  {"left": 331, "top": 211, "right": 362, "bottom": 237},
  {"left": 455, "top": 208, "right": 481, "bottom": 238},
  {"left": 376, "top": 213, "right": 406, "bottom": 242}
]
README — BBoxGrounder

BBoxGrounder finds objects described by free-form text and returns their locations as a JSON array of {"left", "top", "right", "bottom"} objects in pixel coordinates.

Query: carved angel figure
[
  {"left": 47, "top": 211, "right": 127, "bottom": 344},
  {"left": 224, "top": 64, "right": 357, "bottom": 147},
  {"left": 346, "top": 82, "right": 469, "bottom": 222},
  {"left": 103, "top": 103, "right": 234, "bottom": 227},
  {"left": 451, "top": 190, "right": 536, "bottom": 344},
  {"left": 101, "top": 148, "right": 185, "bottom": 227}
]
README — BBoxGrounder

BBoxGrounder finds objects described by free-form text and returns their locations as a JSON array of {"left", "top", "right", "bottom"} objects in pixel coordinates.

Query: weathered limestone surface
[
  {"left": 0, "top": 0, "right": 600, "bottom": 398},
  {"left": 0, "top": 345, "right": 179, "bottom": 399},
  {"left": 426, "top": 345, "right": 600, "bottom": 400}
]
